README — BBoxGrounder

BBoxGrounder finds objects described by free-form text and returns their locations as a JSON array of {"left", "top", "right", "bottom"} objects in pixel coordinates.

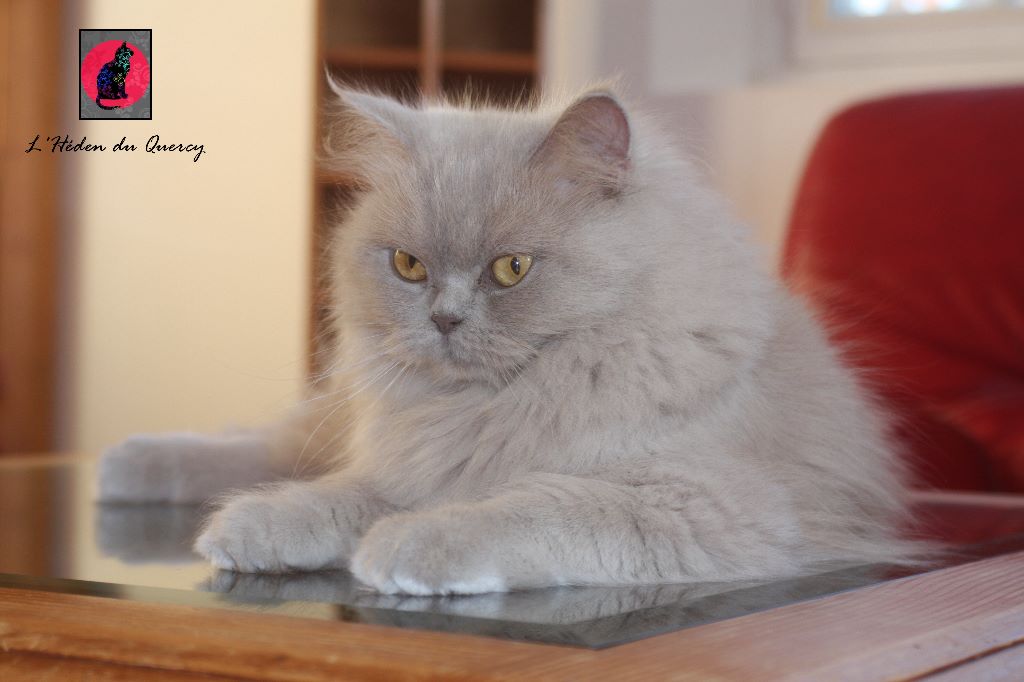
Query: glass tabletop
[{"left": 2, "top": 454, "right": 1023, "bottom": 648}]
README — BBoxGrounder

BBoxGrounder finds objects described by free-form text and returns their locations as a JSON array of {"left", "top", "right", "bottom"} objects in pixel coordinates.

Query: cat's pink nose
[{"left": 431, "top": 312, "right": 463, "bottom": 335}]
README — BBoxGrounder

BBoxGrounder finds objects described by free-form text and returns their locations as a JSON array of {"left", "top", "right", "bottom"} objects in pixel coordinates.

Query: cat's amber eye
[
  {"left": 393, "top": 249, "right": 427, "bottom": 282},
  {"left": 491, "top": 254, "right": 533, "bottom": 287}
]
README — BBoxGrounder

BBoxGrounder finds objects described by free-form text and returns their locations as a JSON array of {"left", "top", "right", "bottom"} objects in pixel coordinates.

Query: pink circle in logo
[{"left": 81, "top": 40, "right": 150, "bottom": 109}]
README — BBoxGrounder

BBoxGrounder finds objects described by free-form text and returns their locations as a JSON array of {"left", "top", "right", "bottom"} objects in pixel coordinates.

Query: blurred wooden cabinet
[
  {"left": 311, "top": 0, "right": 543, "bottom": 374},
  {"left": 320, "top": 0, "right": 541, "bottom": 104},
  {"left": 0, "top": 0, "right": 62, "bottom": 453}
]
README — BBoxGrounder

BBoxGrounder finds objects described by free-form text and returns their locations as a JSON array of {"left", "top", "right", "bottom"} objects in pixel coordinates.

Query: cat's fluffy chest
[{"left": 346, "top": 336, "right": 715, "bottom": 508}]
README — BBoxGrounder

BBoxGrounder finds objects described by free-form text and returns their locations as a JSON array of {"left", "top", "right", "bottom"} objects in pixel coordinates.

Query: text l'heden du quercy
[{"left": 25, "top": 134, "right": 206, "bottom": 163}]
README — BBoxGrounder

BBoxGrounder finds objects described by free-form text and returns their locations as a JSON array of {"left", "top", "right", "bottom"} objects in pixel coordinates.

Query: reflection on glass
[
  {"left": 96, "top": 504, "right": 204, "bottom": 563},
  {"left": 199, "top": 565, "right": 889, "bottom": 647},
  {"left": 2, "top": 456, "right": 1024, "bottom": 648}
]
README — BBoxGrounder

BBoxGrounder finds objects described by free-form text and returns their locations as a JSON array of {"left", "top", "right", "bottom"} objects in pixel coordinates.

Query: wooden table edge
[{"left": 3, "top": 549, "right": 1024, "bottom": 680}]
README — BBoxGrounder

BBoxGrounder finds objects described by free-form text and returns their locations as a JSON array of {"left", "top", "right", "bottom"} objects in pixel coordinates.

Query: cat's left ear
[
  {"left": 531, "top": 91, "right": 631, "bottom": 194},
  {"left": 322, "top": 79, "right": 413, "bottom": 185},
  {"left": 331, "top": 87, "right": 411, "bottom": 139}
]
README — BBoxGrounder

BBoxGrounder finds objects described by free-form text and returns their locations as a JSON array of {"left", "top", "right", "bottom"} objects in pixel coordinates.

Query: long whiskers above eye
[
  {"left": 295, "top": 362, "right": 410, "bottom": 476},
  {"left": 309, "top": 331, "right": 396, "bottom": 383},
  {"left": 296, "top": 354, "right": 399, "bottom": 409},
  {"left": 291, "top": 358, "right": 404, "bottom": 477},
  {"left": 306, "top": 353, "right": 395, "bottom": 397}
]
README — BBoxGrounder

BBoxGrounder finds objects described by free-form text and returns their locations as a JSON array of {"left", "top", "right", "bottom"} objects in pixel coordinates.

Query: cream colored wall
[
  {"left": 705, "top": 61, "right": 1024, "bottom": 262},
  {"left": 543, "top": 0, "right": 1024, "bottom": 265},
  {"left": 66, "top": 1, "right": 316, "bottom": 453}
]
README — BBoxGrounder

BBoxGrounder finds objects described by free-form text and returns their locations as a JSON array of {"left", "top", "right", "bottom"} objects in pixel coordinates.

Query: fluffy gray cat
[{"left": 99, "top": 84, "right": 917, "bottom": 595}]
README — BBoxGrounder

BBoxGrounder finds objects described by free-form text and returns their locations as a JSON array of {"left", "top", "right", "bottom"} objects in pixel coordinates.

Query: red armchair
[{"left": 782, "top": 86, "right": 1024, "bottom": 492}]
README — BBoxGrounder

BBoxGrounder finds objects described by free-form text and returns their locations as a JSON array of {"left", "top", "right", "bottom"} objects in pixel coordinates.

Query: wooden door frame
[{"left": 0, "top": 0, "right": 63, "bottom": 453}]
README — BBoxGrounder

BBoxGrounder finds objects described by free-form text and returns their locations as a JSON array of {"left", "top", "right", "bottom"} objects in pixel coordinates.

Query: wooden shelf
[
  {"left": 326, "top": 47, "right": 536, "bottom": 76},
  {"left": 442, "top": 49, "right": 536, "bottom": 75},
  {"left": 325, "top": 46, "right": 421, "bottom": 71}
]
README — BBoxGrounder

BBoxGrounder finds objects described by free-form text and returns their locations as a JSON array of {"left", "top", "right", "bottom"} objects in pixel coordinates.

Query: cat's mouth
[
  {"left": 428, "top": 337, "right": 532, "bottom": 389},
  {"left": 440, "top": 338, "right": 476, "bottom": 367},
  {"left": 422, "top": 335, "right": 494, "bottom": 379}
]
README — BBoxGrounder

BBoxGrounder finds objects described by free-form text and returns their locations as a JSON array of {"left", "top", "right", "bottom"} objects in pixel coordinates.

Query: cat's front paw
[
  {"left": 351, "top": 512, "right": 508, "bottom": 595},
  {"left": 194, "top": 484, "right": 353, "bottom": 573},
  {"left": 98, "top": 434, "right": 189, "bottom": 503},
  {"left": 97, "top": 432, "right": 275, "bottom": 504}
]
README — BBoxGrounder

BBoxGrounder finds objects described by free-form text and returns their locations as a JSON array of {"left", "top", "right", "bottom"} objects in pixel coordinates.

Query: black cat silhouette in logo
[{"left": 95, "top": 41, "right": 134, "bottom": 109}]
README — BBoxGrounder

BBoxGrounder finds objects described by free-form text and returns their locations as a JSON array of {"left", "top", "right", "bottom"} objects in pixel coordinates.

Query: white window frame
[{"left": 795, "top": 0, "right": 1024, "bottom": 69}]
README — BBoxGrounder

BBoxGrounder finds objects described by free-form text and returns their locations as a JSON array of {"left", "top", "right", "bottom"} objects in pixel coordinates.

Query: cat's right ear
[
  {"left": 321, "top": 78, "right": 412, "bottom": 186},
  {"left": 531, "top": 91, "right": 631, "bottom": 196}
]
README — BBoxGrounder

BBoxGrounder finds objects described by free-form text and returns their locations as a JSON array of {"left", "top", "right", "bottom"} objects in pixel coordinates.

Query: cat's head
[
  {"left": 322, "top": 85, "right": 770, "bottom": 388},
  {"left": 115, "top": 42, "right": 134, "bottom": 62}
]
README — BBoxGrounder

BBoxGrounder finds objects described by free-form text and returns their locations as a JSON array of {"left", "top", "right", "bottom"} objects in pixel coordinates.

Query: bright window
[
  {"left": 830, "top": 0, "right": 1024, "bottom": 18},
  {"left": 797, "top": 0, "right": 1024, "bottom": 66}
]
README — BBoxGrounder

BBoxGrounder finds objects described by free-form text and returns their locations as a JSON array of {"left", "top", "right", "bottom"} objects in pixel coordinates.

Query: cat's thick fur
[{"left": 98, "top": 84, "right": 917, "bottom": 594}]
